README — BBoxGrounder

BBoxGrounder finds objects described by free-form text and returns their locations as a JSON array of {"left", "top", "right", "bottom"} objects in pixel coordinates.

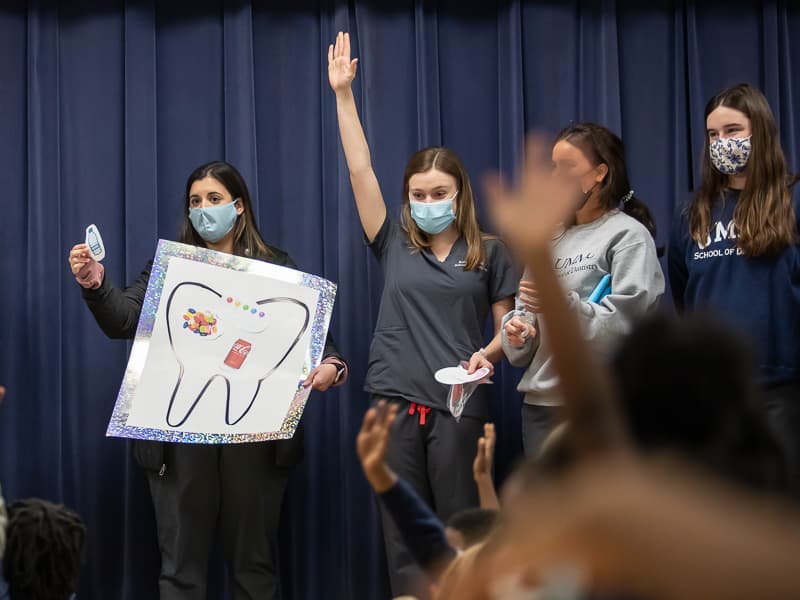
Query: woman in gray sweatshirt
[{"left": 501, "top": 123, "right": 665, "bottom": 455}]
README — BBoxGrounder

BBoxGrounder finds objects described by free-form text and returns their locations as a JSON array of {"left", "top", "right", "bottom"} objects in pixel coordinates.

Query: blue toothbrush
[{"left": 588, "top": 273, "right": 612, "bottom": 303}]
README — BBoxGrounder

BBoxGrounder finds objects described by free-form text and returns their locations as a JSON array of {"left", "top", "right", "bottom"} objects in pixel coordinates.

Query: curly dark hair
[{"left": 3, "top": 498, "right": 86, "bottom": 600}]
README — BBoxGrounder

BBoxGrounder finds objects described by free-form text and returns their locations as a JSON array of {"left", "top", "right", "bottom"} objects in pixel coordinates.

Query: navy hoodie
[{"left": 668, "top": 187, "right": 800, "bottom": 387}]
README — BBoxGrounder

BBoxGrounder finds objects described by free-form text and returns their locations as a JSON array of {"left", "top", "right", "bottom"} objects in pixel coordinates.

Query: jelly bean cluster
[
  {"left": 226, "top": 297, "right": 265, "bottom": 318},
  {"left": 182, "top": 308, "right": 218, "bottom": 336}
]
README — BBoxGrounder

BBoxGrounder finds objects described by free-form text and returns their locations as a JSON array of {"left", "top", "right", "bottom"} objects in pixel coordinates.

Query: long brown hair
[
  {"left": 555, "top": 122, "right": 659, "bottom": 242},
  {"left": 401, "top": 147, "right": 488, "bottom": 270},
  {"left": 691, "top": 83, "right": 797, "bottom": 256},
  {"left": 179, "top": 161, "right": 272, "bottom": 259}
]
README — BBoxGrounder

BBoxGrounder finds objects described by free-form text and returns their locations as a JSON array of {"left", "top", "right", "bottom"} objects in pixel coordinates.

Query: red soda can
[{"left": 224, "top": 339, "right": 252, "bottom": 370}]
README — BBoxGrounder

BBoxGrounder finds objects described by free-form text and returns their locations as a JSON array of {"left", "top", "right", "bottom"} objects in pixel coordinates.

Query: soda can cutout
[{"left": 224, "top": 339, "right": 252, "bottom": 370}]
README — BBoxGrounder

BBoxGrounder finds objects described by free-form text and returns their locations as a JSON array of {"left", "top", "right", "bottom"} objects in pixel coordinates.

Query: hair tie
[{"left": 621, "top": 189, "right": 635, "bottom": 204}]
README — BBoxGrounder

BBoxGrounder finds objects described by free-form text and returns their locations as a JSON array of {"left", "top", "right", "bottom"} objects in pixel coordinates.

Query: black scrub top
[{"left": 364, "top": 217, "right": 517, "bottom": 418}]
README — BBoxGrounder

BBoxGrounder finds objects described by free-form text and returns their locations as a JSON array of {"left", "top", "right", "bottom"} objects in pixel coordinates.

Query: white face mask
[{"left": 709, "top": 136, "right": 751, "bottom": 175}]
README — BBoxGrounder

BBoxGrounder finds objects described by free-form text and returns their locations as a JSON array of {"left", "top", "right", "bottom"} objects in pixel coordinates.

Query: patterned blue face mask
[
  {"left": 189, "top": 199, "right": 240, "bottom": 243},
  {"left": 409, "top": 194, "right": 458, "bottom": 235},
  {"left": 709, "top": 136, "right": 751, "bottom": 175}
]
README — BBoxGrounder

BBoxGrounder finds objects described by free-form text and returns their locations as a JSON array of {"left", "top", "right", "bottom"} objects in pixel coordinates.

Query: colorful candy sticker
[
  {"left": 225, "top": 296, "right": 265, "bottom": 318},
  {"left": 182, "top": 308, "right": 219, "bottom": 337}
]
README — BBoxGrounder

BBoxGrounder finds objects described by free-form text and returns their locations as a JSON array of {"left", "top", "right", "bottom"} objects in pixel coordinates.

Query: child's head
[
  {"left": 431, "top": 540, "right": 490, "bottom": 599},
  {"left": 444, "top": 508, "right": 498, "bottom": 551},
  {"left": 3, "top": 499, "right": 86, "bottom": 600},
  {"left": 611, "top": 312, "right": 788, "bottom": 494}
]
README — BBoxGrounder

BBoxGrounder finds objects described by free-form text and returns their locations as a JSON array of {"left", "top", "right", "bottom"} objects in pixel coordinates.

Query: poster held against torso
[{"left": 106, "top": 240, "right": 336, "bottom": 444}]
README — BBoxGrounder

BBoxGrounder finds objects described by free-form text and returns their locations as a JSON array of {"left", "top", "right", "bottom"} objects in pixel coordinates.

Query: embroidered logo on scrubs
[{"left": 454, "top": 259, "right": 487, "bottom": 271}]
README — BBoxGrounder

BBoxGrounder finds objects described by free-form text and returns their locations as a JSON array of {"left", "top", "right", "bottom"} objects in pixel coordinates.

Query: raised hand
[
  {"left": 484, "top": 136, "right": 579, "bottom": 262},
  {"left": 473, "top": 423, "right": 496, "bottom": 480},
  {"left": 328, "top": 31, "right": 359, "bottom": 94},
  {"left": 356, "top": 400, "right": 399, "bottom": 493},
  {"left": 473, "top": 422, "right": 500, "bottom": 509}
]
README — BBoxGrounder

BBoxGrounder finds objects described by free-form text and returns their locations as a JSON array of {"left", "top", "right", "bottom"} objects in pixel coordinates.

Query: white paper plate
[{"left": 434, "top": 366, "right": 490, "bottom": 385}]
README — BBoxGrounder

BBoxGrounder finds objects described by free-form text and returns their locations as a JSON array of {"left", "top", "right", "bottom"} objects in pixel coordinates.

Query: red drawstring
[{"left": 408, "top": 402, "right": 431, "bottom": 426}]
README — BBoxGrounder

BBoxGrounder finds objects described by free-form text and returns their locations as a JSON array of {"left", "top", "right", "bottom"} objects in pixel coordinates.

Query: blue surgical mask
[
  {"left": 189, "top": 200, "right": 240, "bottom": 243},
  {"left": 409, "top": 194, "right": 457, "bottom": 235}
]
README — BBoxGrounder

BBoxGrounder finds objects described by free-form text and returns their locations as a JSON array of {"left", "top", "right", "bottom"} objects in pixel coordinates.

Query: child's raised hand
[
  {"left": 473, "top": 422, "right": 496, "bottom": 481},
  {"left": 356, "top": 400, "right": 399, "bottom": 493},
  {"left": 485, "top": 135, "right": 580, "bottom": 262}
]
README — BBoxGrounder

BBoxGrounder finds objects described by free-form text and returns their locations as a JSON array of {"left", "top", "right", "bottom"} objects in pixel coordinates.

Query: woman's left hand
[
  {"left": 304, "top": 364, "right": 339, "bottom": 392},
  {"left": 467, "top": 352, "right": 494, "bottom": 377}
]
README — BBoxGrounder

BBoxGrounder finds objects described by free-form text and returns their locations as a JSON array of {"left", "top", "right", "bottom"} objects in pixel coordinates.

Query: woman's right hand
[
  {"left": 68, "top": 243, "right": 104, "bottom": 289},
  {"left": 328, "top": 31, "right": 359, "bottom": 94},
  {"left": 504, "top": 315, "right": 536, "bottom": 348},
  {"left": 327, "top": 30, "right": 386, "bottom": 241},
  {"left": 69, "top": 243, "right": 92, "bottom": 275}
]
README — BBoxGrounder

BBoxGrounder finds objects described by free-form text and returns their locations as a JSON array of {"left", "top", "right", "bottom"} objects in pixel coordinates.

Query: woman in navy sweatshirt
[{"left": 668, "top": 83, "right": 800, "bottom": 494}]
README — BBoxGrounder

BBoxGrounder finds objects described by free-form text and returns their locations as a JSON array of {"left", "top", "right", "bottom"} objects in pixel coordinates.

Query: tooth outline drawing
[{"left": 163, "top": 281, "right": 311, "bottom": 428}]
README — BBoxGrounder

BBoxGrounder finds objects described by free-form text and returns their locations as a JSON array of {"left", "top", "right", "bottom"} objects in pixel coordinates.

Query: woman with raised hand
[{"left": 328, "top": 31, "right": 517, "bottom": 597}]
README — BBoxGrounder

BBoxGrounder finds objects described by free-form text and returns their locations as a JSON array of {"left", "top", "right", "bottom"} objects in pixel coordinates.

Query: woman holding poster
[{"left": 67, "top": 161, "right": 348, "bottom": 600}]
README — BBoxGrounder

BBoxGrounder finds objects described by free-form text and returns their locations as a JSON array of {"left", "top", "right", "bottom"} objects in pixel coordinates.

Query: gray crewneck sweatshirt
[{"left": 501, "top": 210, "right": 665, "bottom": 406}]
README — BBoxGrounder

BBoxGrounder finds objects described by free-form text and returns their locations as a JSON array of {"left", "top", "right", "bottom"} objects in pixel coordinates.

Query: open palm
[
  {"left": 473, "top": 423, "right": 496, "bottom": 478},
  {"left": 356, "top": 401, "right": 398, "bottom": 475},
  {"left": 485, "top": 136, "right": 579, "bottom": 260},
  {"left": 328, "top": 31, "right": 359, "bottom": 93}
]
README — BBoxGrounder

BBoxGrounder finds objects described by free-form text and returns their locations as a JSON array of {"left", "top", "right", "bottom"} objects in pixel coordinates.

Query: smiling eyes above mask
[
  {"left": 189, "top": 200, "right": 240, "bottom": 243},
  {"left": 709, "top": 136, "right": 751, "bottom": 175},
  {"left": 409, "top": 194, "right": 458, "bottom": 235}
]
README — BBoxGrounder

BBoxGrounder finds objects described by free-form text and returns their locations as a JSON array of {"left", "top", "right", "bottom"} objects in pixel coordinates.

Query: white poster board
[{"left": 106, "top": 240, "right": 336, "bottom": 444}]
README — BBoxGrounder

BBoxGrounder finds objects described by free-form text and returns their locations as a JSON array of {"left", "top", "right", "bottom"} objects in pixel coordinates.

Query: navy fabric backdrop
[{"left": 0, "top": 1, "right": 798, "bottom": 598}]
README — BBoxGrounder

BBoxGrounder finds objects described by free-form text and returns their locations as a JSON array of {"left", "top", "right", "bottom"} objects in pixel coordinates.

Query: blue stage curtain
[{"left": 0, "top": 1, "right": 798, "bottom": 598}]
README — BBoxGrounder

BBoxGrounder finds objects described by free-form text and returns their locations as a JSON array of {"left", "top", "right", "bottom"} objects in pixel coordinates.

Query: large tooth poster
[{"left": 106, "top": 240, "right": 336, "bottom": 444}]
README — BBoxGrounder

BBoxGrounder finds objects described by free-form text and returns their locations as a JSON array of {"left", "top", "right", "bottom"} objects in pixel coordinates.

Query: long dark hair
[
  {"left": 555, "top": 122, "right": 659, "bottom": 243},
  {"left": 691, "top": 83, "right": 797, "bottom": 256},
  {"left": 179, "top": 161, "right": 272, "bottom": 259},
  {"left": 401, "top": 147, "right": 490, "bottom": 270}
]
